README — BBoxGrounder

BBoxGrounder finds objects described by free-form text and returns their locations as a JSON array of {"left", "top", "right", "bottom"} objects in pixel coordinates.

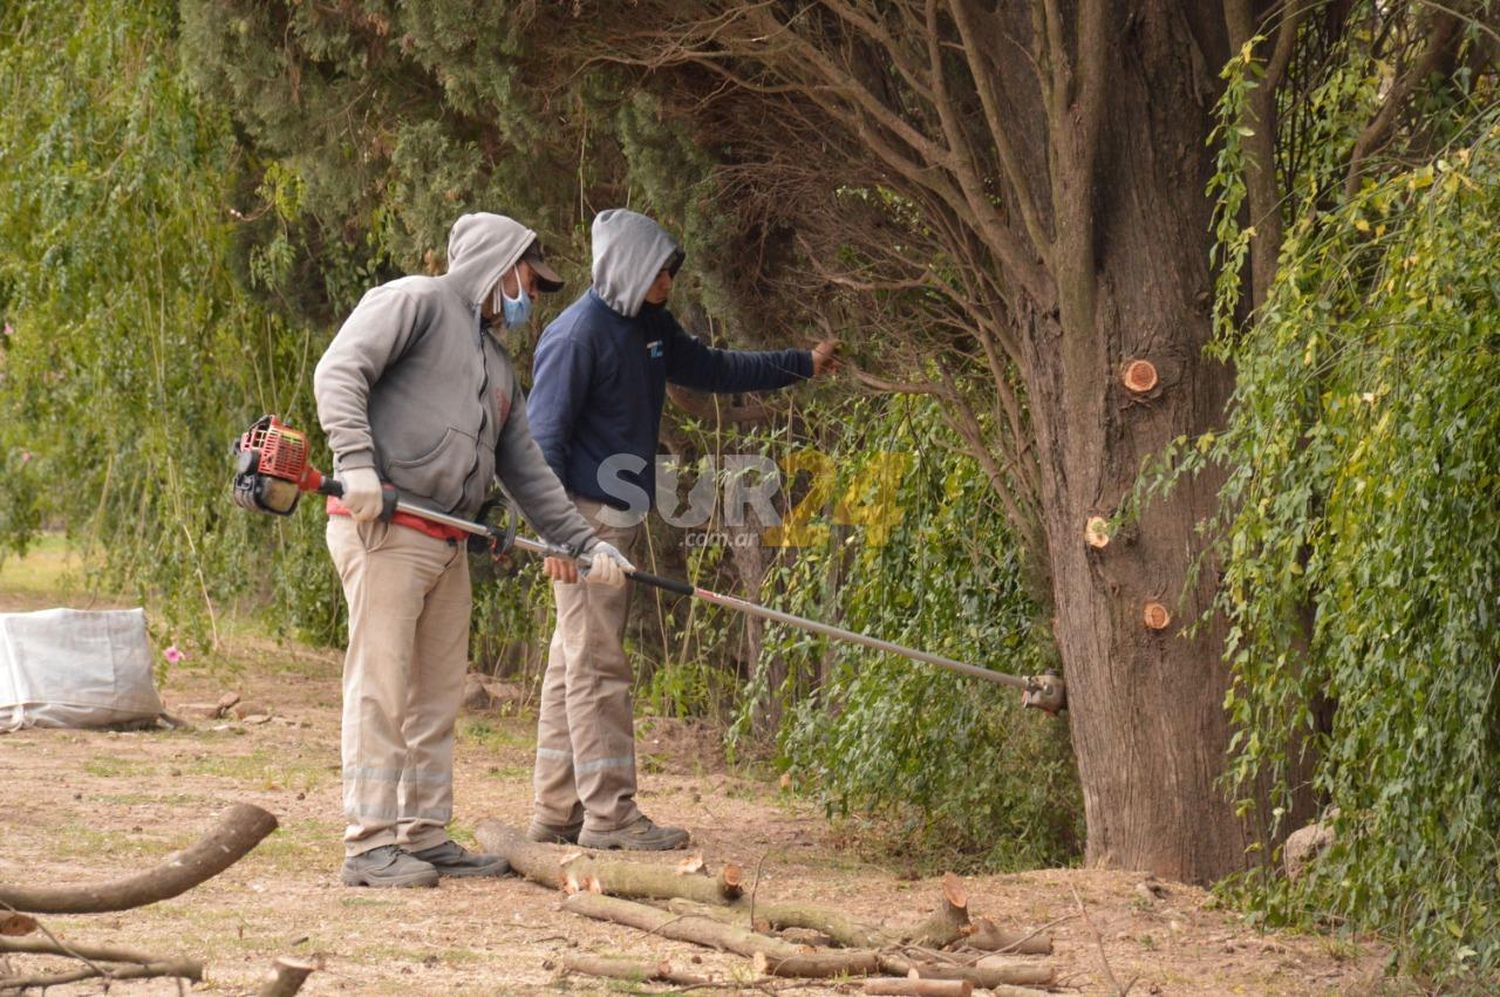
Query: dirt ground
[{"left": 0, "top": 590, "right": 1398, "bottom": 996}]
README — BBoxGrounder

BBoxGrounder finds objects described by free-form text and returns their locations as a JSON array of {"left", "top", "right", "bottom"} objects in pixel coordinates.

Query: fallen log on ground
[
  {"left": 879, "top": 952, "right": 1057, "bottom": 989},
  {"left": 563, "top": 893, "right": 881, "bottom": 978},
  {"left": 257, "top": 955, "right": 318, "bottom": 996},
  {"left": 0, "top": 803, "right": 278, "bottom": 914},
  {"left": 864, "top": 978, "right": 972, "bottom": 996},
  {"left": 475, "top": 820, "right": 742, "bottom": 904},
  {"left": 561, "top": 953, "right": 710, "bottom": 986},
  {"left": 966, "top": 916, "right": 1055, "bottom": 954},
  {"left": 667, "top": 887, "right": 1055, "bottom": 957},
  {"left": 0, "top": 958, "right": 202, "bottom": 989},
  {"left": 749, "top": 948, "right": 883, "bottom": 979},
  {"left": 0, "top": 936, "right": 197, "bottom": 970}
]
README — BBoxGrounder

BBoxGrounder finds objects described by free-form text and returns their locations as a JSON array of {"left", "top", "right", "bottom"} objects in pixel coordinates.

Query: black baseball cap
[{"left": 521, "top": 239, "right": 564, "bottom": 292}]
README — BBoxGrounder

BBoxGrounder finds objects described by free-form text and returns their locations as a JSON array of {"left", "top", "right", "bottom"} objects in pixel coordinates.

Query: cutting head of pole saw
[
  {"left": 232, "top": 415, "right": 340, "bottom": 516},
  {"left": 1021, "top": 671, "right": 1066, "bottom": 715}
]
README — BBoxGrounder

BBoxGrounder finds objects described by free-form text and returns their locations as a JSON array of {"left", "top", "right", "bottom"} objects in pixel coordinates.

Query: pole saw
[{"left": 232, "top": 415, "right": 1066, "bottom": 714}]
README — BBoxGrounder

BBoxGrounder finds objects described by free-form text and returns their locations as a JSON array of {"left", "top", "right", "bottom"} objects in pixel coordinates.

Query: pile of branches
[
  {"left": 0, "top": 803, "right": 311, "bottom": 994},
  {"left": 478, "top": 821, "right": 1060, "bottom": 995}
]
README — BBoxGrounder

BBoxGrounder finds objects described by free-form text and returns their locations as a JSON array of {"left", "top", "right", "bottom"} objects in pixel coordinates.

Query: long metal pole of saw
[{"left": 394, "top": 498, "right": 1028, "bottom": 693}]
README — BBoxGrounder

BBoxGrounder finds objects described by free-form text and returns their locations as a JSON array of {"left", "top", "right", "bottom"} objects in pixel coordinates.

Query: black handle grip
[
  {"left": 626, "top": 570, "right": 694, "bottom": 596},
  {"left": 317, "top": 478, "right": 397, "bottom": 520}
]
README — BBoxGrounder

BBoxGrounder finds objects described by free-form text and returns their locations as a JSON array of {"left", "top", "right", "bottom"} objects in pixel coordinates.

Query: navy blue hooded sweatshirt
[{"left": 529, "top": 209, "right": 812, "bottom": 514}]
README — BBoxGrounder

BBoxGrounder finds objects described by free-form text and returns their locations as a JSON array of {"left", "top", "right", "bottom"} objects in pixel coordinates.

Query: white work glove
[
  {"left": 338, "top": 466, "right": 384, "bottom": 523},
  {"left": 585, "top": 541, "right": 634, "bottom": 589}
]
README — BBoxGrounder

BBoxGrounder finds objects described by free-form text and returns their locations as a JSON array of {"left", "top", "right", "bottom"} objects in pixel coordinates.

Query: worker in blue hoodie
[{"left": 526, "top": 209, "right": 838, "bottom": 850}]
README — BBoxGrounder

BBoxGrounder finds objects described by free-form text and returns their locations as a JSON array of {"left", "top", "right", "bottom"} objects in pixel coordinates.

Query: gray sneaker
[
  {"left": 578, "top": 816, "right": 691, "bottom": 851},
  {"left": 341, "top": 844, "right": 439, "bottom": 888},
  {"left": 525, "top": 819, "right": 582, "bottom": 845},
  {"left": 406, "top": 840, "right": 509, "bottom": 878}
]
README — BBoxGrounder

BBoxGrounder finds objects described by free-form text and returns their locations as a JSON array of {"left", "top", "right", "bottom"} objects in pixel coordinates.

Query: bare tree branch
[
  {"left": 948, "top": 0, "right": 1054, "bottom": 261},
  {"left": 1345, "top": 9, "right": 1462, "bottom": 196}
]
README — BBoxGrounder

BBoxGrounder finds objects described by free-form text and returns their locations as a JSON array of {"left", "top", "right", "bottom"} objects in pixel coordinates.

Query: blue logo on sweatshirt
[{"left": 647, "top": 340, "right": 663, "bottom": 359}]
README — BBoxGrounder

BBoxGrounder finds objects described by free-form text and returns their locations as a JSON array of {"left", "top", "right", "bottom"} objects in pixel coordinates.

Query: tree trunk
[{"left": 1031, "top": 8, "right": 1260, "bottom": 882}]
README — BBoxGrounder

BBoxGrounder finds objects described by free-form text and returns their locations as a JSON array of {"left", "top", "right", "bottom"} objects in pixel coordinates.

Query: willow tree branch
[
  {"left": 935, "top": 364, "right": 1043, "bottom": 550},
  {"left": 846, "top": 365, "right": 945, "bottom": 396},
  {"left": 1345, "top": 10, "right": 1462, "bottom": 196}
]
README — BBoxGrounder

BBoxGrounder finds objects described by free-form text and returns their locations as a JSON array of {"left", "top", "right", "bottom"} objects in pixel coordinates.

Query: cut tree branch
[
  {"left": 0, "top": 803, "right": 278, "bottom": 914},
  {"left": 0, "top": 935, "right": 199, "bottom": 972},
  {"left": 475, "top": 820, "right": 743, "bottom": 905},
  {"left": 904, "top": 873, "right": 973, "bottom": 948},
  {"left": 257, "top": 955, "right": 318, "bottom": 997},
  {"left": 864, "top": 979, "right": 973, "bottom": 996},
  {"left": 880, "top": 952, "right": 1057, "bottom": 989},
  {"left": 0, "top": 959, "right": 202, "bottom": 990},
  {"left": 564, "top": 892, "right": 882, "bottom": 977},
  {"left": 562, "top": 953, "right": 710, "bottom": 987}
]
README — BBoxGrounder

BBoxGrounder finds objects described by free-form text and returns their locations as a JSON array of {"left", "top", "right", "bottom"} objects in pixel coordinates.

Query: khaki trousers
[
  {"left": 327, "top": 517, "right": 470, "bottom": 856},
  {"left": 532, "top": 498, "right": 642, "bottom": 833}
]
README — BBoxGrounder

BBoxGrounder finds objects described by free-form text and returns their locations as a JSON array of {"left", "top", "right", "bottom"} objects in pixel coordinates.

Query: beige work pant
[
  {"left": 327, "top": 517, "right": 470, "bottom": 857},
  {"left": 532, "top": 498, "right": 643, "bottom": 833}
]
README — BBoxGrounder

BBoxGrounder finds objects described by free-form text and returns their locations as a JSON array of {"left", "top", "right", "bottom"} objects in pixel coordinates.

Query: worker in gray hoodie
[
  {"left": 526, "top": 209, "right": 838, "bottom": 850},
  {"left": 314, "top": 212, "right": 633, "bottom": 888}
]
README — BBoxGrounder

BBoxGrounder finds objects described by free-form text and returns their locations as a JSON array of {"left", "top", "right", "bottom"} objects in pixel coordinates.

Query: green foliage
[
  {"left": 1185, "top": 24, "right": 1500, "bottom": 975},
  {"left": 3, "top": 0, "right": 1081, "bottom": 880},
  {"left": 0, "top": 0, "right": 342, "bottom": 648},
  {"left": 769, "top": 396, "right": 1080, "bottom": 871}
]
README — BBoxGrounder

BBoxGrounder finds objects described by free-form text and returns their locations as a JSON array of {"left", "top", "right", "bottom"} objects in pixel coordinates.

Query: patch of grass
[
  {"left": 456, "top": 716, "right": 533, "bottom": 753},
  {"left": 183, "top": 748, "right": 328, "bottom": 792},
  {"left": 447, "top": 822, "right": 479, "bottom": 849},
  {"left": 83, "top": 756, "right": 158, "bottom": 778},
  {"left": 89, "top": 791, "right": 207, "bottom": 806},
  {"left": 252, "top": 818, "right": 343, "bottom": 874},
  {"left": 340, "top": 896, "right": 399, "bottom": 909},
  {"left": 0, "top": 533, "right": 89, "bottom": 596},
  {"left": 40, "top": 821, "right": 195, "bottom": 865},
  {"left": 481, "top": 763, "right": 531, "bottom": 780}
]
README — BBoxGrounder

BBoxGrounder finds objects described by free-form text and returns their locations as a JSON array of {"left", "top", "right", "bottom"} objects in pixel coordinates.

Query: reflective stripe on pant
[
  {"left": 532, "top": 498, "right": 642, "bottom": 833},
  {"left": 327, "top": 516, "right": 471, "bottom": 857}
]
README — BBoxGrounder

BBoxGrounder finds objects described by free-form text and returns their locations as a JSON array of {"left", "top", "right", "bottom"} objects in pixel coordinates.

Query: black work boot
[
  {"left": 578, "top": 816, "right": 690, "bottom": 851},
  {"left": 405, "top": 840, "right": 509, "bottom": 878},
  {"left": 340, "top": 844, "right": 439, "bottom": 888},
  {"left": 525, "top": 818, "right": 583, "bottom": 845}
]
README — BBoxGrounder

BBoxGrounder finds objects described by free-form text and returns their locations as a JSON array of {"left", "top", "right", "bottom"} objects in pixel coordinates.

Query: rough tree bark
[{"left": 1026, "top": 6, "right": 1253, "bottom": 883}]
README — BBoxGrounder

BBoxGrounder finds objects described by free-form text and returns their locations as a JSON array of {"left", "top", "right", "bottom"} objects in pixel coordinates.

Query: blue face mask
[{"left": 495, "top": 267, "right": 532, "bottom": 328}]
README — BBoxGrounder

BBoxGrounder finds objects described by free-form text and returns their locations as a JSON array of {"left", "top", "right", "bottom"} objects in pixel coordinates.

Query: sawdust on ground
[{"left": 0, "top": 598, "right": 1397, "bottom": 996}]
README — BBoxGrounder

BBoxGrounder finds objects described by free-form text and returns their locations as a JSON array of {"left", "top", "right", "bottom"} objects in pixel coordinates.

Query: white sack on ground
[{"left": 0, "top": 608, "right": 163, "bottom": 731}]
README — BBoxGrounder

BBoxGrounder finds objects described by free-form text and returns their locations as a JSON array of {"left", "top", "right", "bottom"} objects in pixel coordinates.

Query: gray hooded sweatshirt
[{"left": 313, "top": 212, "right": 597, "bottom": 554}]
